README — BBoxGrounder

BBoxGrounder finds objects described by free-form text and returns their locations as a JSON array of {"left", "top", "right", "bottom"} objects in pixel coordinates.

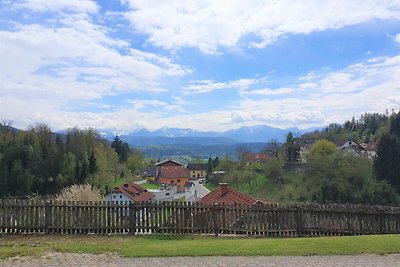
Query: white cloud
[
  {"left": 232, "top": 55, "right": 400, "bottom": 128},
  {"left": 183, "top": 78, "right": 259, "bottom": 94},
  {"left": 242, "top": 87, "right": 294, "bottom": 96},
  {"left": 0, "top": 18, "right": 190, "bottom": 102},
  {"left": 14, "top": 0, "right": 98, "bottom": 13},
  {"left": 0, "top": 9, "right": 192, "bottom": 132},
  {"left": 396, "top": 33, "right": 400, "bottom": 44},
  {"left": 122, "top": 0, "right": 400, "bottom": 54}
]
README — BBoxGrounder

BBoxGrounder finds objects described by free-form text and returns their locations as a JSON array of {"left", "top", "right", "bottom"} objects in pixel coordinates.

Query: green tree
[
  {"left": 111, "top": 136, "right": 130, "bottom": 162},
  {"left": 88, "top": 150, "right": 98, "bottom": 175},
  {"left": 374, "top": 112, "right": 400, "bottom": 193},
  {"left": 213, "top": 156, "right": 220, "bottom": 169},
  {"left": 285, "top": 132, "right": 300, "bottom": 162},
  {"left": 207, "top": 157, "right": 213, "bottom": 173}
]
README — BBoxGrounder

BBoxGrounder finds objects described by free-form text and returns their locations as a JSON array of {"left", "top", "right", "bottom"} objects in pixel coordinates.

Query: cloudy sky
[{"left": 1, "top": 0, "right": 400, "bottom": 133}]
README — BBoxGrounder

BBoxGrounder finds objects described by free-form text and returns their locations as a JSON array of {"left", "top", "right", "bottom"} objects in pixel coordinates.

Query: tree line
[
  {"left": 0, "top": 123, "right": 144, "bottom": 197},
  {"left": 207, "top": 111, "right": 400, "bottom": 205}
]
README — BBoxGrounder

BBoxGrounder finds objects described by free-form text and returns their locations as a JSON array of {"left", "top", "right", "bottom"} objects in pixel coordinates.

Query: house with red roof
[
  {"left": 104, "top": 182, "right": 154, "bottom": 203},
  {"left": 155, "top": 159, "right": 190, "bottom": 192},
  {"left": 201, "top": 183, "right": 266, "bottom": 205},
  {"left": 192, "top": 183, "right": 270, "bottom": 232},
  {"left": 243, "top": 153, "right": 271, "bottom": 164}
]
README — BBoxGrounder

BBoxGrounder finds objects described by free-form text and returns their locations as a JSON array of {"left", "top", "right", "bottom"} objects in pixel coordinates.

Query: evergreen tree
[
  {"left": 374, "top": 112, "right": 400, "bottom": 193},
  {"left": 111, "top": 136, "right": 130, "bottom": 162},
  {"left": 88, "top": 150, "right": 97, "bottom": 175},
  {"left": 207, "top": 157, "right": 213, "bottom": 173},
  {"left": 213, "top": 156, "right": 220, "bottom": 169}
]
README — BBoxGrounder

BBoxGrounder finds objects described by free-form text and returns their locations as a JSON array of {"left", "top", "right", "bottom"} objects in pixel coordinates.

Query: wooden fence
[{"left": 1, "top": 199, "right": 399, "bottom": 237}]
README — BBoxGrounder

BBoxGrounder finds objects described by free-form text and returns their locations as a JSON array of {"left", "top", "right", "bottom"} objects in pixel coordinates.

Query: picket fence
[{"left": 0, "top": 199, "right": 399, "bottom": 237}]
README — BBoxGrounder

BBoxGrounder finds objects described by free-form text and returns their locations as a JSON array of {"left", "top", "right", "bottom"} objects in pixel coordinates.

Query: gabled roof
[
  {"left": 201, "top": 184, "right": 258, "bottom": 205},
  {"left": 187, "top": 163, "right": 208, "bottom": 171},
  {"left": 112, "top": 182, "right": 154, "bottom": 202},
  {"left": 140, "top": 167, "right": 157, "bottom": 177},
  {"left": 339, "top": 140, "right": 364, "bottom": 153},
  {"left": 155, "top": 159, "right": 183, "bottom": 166},
  {"left": 158, "top": 166, "right": 190, "bottom": 179}
]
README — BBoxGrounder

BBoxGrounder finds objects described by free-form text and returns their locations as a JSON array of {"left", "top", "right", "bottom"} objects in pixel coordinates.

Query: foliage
[
  {"left": 264, "top": 158, "right": 283, "bottom": 182},
  {"left": 0, "top": 123, "right": 143, "bottom": 197},
  {"left": 374, "top": 112, "right": 400, "bottom": 193},
  {"left": 55, "top": 184, "right": 102, "bottom": 202},
  {"left": 207, "top": 157, "right": 213, "bottom": 172},
  {"left": 308, "top": 140, "right": 336, "bottom": 160},
  {"left": 126, "top": 149, "right": 144, "bottom": 175},
  {"left": 285, "top": 132, "right": 300, "bottom": 162},
  {"left": 111, "top": 136, "right": 130, "bottom": 162},
  {"left": 304, "top": 111, "right": 392, "bottom": 143}
]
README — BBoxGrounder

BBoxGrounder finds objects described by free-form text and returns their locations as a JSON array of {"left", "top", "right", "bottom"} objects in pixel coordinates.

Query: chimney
[{"left": 219, "top": 183, "right": 228, "bottom": 197}]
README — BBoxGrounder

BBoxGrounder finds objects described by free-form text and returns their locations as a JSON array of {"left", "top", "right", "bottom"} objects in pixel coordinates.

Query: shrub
[{"left": 56, "top": 184, "right": 102, "bottom": 202}]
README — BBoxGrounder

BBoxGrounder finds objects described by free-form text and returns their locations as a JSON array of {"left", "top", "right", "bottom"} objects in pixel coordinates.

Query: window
[
  {"left": 177, "top": 179, "right": 180, "bottom": 183},
  {"left": 166, "top": 193, "right": 170, "bottom": 196},
  {"left": 113, "top": 195, "right": 115, "bottom": 199},
  {"left": 171, "top": 180, "right": 174, "bottom": 183},
  {"left": 120, "top": 195, "right": 122, "bottom": 199}
]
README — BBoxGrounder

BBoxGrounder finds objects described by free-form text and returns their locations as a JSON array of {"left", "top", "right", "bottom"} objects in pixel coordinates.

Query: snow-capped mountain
[{"left": 122, "top": 124, "right": 303, "bottom": 144}]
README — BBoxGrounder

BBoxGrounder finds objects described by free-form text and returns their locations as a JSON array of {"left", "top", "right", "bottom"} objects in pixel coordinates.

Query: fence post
[
  {"left": 295, "top": 205, "right": 303, "bottom": 237},
  {"left": 213, "top": 203, "right": 219, "bottom": 237},
  {"left": 45, "top": 200, "right": 51, "bottom": 234},
  {"left": 129, "top": 202, "right": 136, "bottom": 235}
]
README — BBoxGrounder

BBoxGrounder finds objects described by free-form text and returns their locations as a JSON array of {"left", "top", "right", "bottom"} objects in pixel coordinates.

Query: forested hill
[
  {"left": 302, "top": 111, "right": 394, "bottom": 143},
  {"left": 0, "top": 124, "right": 144, "bottom": 197}
]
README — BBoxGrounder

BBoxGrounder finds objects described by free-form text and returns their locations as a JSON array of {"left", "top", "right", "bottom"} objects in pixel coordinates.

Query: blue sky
[{"left": 1, "top": 0, "right": 400, "bottom": 133}]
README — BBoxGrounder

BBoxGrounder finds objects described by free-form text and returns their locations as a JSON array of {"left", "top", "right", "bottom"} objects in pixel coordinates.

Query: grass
[
  {"left": 1, "top": 234, "right": 399, "bottom": 259},
  {"left": 203, "top": 182, "right": 218, "bottom": 191},
  {"left": 103, "top": 177, "right": 133, "bottom": 191},
  {"left": 140, "top": 183, "right": 162, "bottom": 190}
]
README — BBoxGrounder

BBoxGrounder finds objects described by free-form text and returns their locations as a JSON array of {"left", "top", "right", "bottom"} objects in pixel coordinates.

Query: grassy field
[
  {"left": 1, "top": 234, "right": 399, "bottom": 259},
  {"left": 140, "top": 182, "right": 162, "bottom": 190}
]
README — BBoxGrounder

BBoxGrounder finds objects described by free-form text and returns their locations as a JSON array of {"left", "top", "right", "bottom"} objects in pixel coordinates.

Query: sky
[{"left": 1, "top": 0, "right": 400, "bottom": 134}]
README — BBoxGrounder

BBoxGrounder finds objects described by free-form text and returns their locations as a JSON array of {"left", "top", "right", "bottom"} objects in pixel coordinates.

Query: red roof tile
[
  {"left": 201, "top": 184, "right": 258, "bottom": 205},
  {"left": 113, "top": 182, "right": 154, "bottom": 202}
]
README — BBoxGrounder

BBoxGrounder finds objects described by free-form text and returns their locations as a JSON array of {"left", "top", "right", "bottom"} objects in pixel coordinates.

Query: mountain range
[{"left": 107, "top": 125, "right": 320, "bottom": 147}]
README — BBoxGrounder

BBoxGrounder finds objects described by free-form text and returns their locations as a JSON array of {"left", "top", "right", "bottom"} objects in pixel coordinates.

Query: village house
[
  {"left": 104, "top": 182, "right": 154, "bottom": 203},
  {"left": 187, "top": 162, "right": 208, "bottom": 179},
  {"left": 361, "top": 142, "right": 378, "bottom": 159},
  {"left": 148, "top": 184, "right": 178, "bottom": 201},
  {"left": 201, "top": 183, "right": 267, "bottom": 205},
  {"left": 194, "top": 183, "right": 270, "bottom": 231},
  {"left": 337, "top": 140, "right": 365, "bottom": 155},
  {"left": 243, "top": 152, "right": 271, "bottom": 164},
  {"left": 140, "top": 167, "right": 157, "bottom": 182},
  {"left": 155, "top": 159, "right": 190, "bottom": 192}
]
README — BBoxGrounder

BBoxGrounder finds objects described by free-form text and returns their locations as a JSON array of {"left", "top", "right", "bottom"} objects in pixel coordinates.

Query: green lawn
[
  {"left": 1, "top": 234, "right": 399, "bottom": 259},
  {"left": 140, "top": 182, "right": 162, "bottom": 190}
]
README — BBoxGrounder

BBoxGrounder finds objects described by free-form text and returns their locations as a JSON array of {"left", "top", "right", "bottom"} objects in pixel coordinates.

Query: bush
[{"left": 56, "top": 184, "right": 102, "bottom": 202}]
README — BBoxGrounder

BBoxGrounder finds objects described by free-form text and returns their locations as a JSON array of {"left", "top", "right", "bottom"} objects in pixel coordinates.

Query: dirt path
[{"left": 1, "top": 252, "right": 399, "bottom": 267}]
